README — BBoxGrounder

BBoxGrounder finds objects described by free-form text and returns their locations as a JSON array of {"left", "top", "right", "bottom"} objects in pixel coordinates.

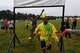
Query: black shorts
[
  {"left": 47, "top": 44, "right": 52, "bottom": 50},
  {"left": 5, "top": 26, "right": 8, "bottom": 29},
  {"left": 27, "top": 25, "right": 28, "bottom": 27},
  {"left": 1, "top": 27, "right": 5, "bottom": 29},
  {"left": 9, "top": 27, "right": 13, "bottom": 29},
  {"left": 40, "top": 41, "right": 46, "bottom": 48},
  {"left": 40, "top": 41, "right": 52, "bottom": 50}
]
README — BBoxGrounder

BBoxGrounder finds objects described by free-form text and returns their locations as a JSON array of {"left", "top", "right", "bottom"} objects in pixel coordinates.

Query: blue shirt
[
  {"left": 32, "top": 18, "right": 37, "bottom": 26},
  {"left": 0, "top": 20, "right": 4, "bottom": 27}
]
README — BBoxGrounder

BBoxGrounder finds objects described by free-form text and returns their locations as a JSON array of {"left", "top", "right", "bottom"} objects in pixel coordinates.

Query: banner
[{"left": 14, "top": 0, "right": 65, "bottom": 7}]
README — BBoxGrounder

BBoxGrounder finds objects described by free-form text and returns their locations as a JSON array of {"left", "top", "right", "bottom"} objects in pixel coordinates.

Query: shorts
[
  {"left": 40, "top": 41, "right": 46, "bottom": 49},
  {"left": 1, "top": 27, "right": 5, "bottom": 29},
  {"left": 5, "top": 26, "right": 8, "bottom": 29},
  {"left": 26, "top": 25, "right": 29, "bottom": 28},
  {"left": 40, "top": 41, "right": 52, "bottom": 50},
  {"left": 9, "top": 27, "right": 14, "bottom": 29},
  {"left": 47, "top": 44, "right": 52, "bottom": 50}
]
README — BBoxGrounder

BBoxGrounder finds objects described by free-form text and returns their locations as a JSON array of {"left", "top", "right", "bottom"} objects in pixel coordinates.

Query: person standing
[
  {"left": 0, "top": 19, "right": 1, "bottom": 32},
  {"left": 4, "top": 18, "right": 8, "bottom": 33},
  {"left": 8, "top": 20, "right": 14, "bottom": 34},
  {"left": 72, "top": 16, "right": 77, "bottom": 29},
  {"left": 0, "top": 19, "right": 5, "bottom": 34},
  {"left": 65, "top": 18, "right": 71, "bottom": 39}
]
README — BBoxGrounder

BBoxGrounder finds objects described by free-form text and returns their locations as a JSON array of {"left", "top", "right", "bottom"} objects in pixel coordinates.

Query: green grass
[{"left": 0, "top": 20, "right": 80, "bottom": 53}]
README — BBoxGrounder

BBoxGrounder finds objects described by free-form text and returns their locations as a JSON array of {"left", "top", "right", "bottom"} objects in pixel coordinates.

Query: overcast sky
[{"left": 0, "top": 0, "right": 80, "bottom": 16}]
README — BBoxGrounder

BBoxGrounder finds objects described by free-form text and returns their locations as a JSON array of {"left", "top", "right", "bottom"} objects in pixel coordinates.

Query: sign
[{"left": 14, "top": 0, "right": 65, "bottom": 7}]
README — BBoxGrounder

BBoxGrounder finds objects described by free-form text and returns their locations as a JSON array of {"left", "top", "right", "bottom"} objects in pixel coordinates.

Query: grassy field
[{"left": 0, "top": 20, "right": 80, "bottom": 53}]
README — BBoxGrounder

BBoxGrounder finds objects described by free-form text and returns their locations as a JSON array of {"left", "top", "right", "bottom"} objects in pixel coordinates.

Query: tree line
[{"left": 0, "top": 10, "right": 79, "bottom": 20}]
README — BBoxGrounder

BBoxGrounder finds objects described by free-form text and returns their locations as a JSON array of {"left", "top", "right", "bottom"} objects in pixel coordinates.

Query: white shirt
[{"left": 8, "top": 20, "right": 13, "bottom": 27}]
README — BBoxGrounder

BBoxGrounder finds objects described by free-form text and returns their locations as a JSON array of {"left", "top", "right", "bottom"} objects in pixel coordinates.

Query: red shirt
[
  {"left": 73, "top": 18, "right": 77, "bottom": 22},
  {"left": 4, "top": 19, "right": 8, "bottom": 27}
]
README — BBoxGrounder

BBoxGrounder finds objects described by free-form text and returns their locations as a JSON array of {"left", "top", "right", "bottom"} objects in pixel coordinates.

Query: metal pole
[
  {"left": 62, "top": 6, "right": 65, "bottom": 23},
  {"left": 13, "top": 7, "right": 16, "bottom": 48},
  {"left": 13, "top": 7, "right": 20, "bottom": 48},
  {"left": 13, "top": 7, "right": 16, "bottom": 36},
  {"left": 61, "top": 6, "right": 65, "bottom": 53},
  {"left": 7, "top": 6, "right": 64, "bottom": 53},
  {"left": 15, "top": 34, "right": 20, "bottom": 43},
  {"left": 6, "top": 35, "right": 14, "bottom": 53},
  {"left": 6, "top": 7, "right": 16, "bottom": 53}
]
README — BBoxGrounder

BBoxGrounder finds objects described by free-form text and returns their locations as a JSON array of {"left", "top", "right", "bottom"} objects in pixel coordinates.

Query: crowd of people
[
  {"left": 0, "top": 15, "right": 78, "bottom": 53},
  {"left": 0, "top": 13, "right": 77, "bottom": 53},
  {"left": 0, "top": 18, "right": 14, "bottom": 34},
  {"left": 26, "top": 15, "right": 78, "bottom": 53},
  {"left": 63, "top": 16, "right": 78, "bottom": 39}
]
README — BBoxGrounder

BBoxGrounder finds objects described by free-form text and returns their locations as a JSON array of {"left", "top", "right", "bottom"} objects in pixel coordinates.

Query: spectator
[
  {"left": 0, "top": 19, "right": 5, "bottom": 34},
  {"left": 8, "top": 20, "right": 14, "bottom": 34},
  {"left": 65, "top": 18, "right": 71, "bottom": 39},
  {"left": 4, "top": 18, "right": 8, "bottom": 33},
  {"left": 72, "top": 16, "right": 77, "bottom": 29}
]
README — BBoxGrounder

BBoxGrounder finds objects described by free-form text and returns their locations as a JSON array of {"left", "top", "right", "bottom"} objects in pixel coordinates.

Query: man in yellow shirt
[{"left": 31, "top": 16, "right": 59, "bottom": 53}]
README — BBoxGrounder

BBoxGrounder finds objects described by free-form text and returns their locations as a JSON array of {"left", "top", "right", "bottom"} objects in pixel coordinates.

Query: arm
[
  {"left": 62, "top": 29, "right": 80, "bottom": 36},
  {"left": 31, "top": 24, "right": 40, "bottom": 39},
  {"left": 51, "top": 23, "right": 59, "bottom": 41},
  {"left": 36, "top": 9, "right": 44, "bottom": 19}
]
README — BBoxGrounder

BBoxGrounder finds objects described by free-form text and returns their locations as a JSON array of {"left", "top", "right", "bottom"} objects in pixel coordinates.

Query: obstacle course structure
[{"left": 7, "top": 0, "right": 65, "bottom": 53}]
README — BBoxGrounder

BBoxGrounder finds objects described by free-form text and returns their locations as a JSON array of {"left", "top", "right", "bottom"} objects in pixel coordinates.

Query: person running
[
  {"left": 8, "top": 20, "right": 14, "bottom": 34},
  {"left": 31, "top": 16, "right": 59, "bottom": 53}
]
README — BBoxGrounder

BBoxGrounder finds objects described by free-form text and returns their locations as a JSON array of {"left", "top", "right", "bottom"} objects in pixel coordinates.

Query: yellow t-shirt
[
  {"left": 25, "top": 20, "right": 32, "bottom": 26},
  {"left": 34, "top": 22, "right": 59, "bottom": 42}
]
